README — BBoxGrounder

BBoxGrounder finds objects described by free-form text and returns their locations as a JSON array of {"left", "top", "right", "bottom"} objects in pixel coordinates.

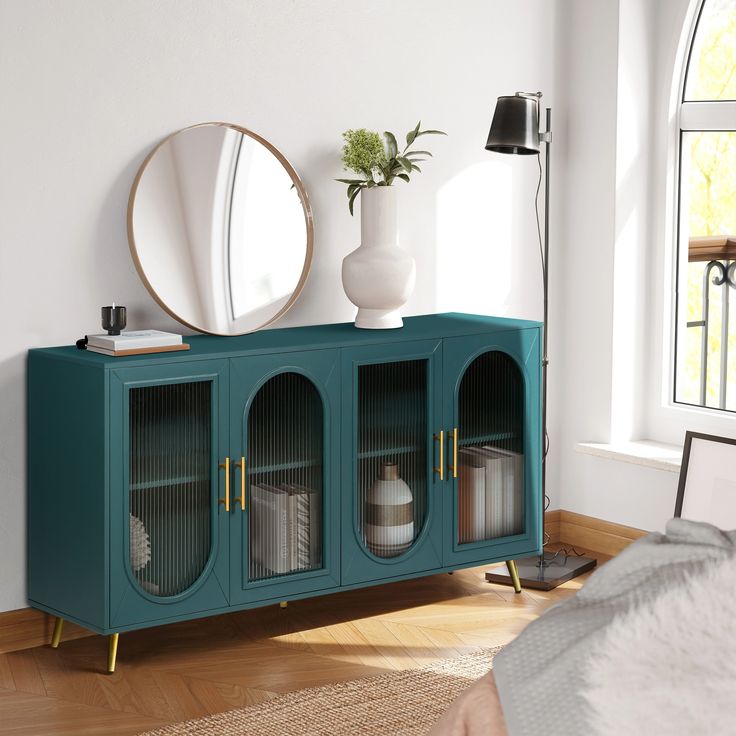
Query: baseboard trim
[
  {"left": 0, "top": 510, "right": 647, "bottom": 654},
  {"left": 0, "top": 607, "right": 92, "bottom": 654},
  {"left": 549, "top": 509, "right": 647, "bottom": 556},
  {"left": 545, "top": 509, "right": 561, "bottom": 544}
]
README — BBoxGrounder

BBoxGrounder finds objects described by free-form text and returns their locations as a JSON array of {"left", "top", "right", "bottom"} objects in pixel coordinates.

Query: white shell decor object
[
  {"left": 342, "top": 186, "right": 416, "bottom": 329},
  {"left": 129, "top": 513, "right": 151, "bottom": 572},
  {"left": 364, "top": 462, "right": 415, "bottom": 558}
]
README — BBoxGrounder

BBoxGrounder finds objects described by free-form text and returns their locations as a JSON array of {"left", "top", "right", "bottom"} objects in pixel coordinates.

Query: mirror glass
[{"left": 128, "top": 123, "right": 312, "bottom": 335}]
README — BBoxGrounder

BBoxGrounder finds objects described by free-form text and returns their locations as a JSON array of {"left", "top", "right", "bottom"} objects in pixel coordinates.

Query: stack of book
[
  {"left": 250, "top": 482, "right": 322, "bottom": 576},
  {"left": 85, "top": 330, "right": 189, "bottom": 357},
  {"left": 458, "top": 445, "right": 523, "bottom": 543}
]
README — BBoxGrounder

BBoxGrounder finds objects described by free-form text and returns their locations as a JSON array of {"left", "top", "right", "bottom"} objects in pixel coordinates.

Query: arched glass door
[
  {"left": 357, "top": 360, "right": 428, "bottom": 558},
  {"left": 340, "top": 339, "right": 444, "bottom": 587},
  {"left": 128, "top": 381, "right": 213, "bottom": 597},
  {"left": 229, "top": 349, "right": 340, "bottom": 605},
  {"left": 456, "top": 350, "right": 525, "bottom": 545},
  {"left": 246, "top": 372, "right": 324, "bottom": 581}
]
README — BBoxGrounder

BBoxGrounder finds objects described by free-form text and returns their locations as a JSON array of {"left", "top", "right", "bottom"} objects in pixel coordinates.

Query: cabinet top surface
[{"left": 30, "top": 312, "right": 542, "bottom": 368}]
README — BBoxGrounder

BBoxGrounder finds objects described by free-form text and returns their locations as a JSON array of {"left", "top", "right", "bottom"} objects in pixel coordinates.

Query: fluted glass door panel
[
  {"left": 128, "top": 381, "right": 212, "bottom": 597},
  {"left": 247, "top": 372, "right": 323, "bottom": 582},
  {"left": 457, "top": 351, "right": 524, "bottom": 545},
  {"left": 358, "top": 360, "right": 427, "bottom": 558}
]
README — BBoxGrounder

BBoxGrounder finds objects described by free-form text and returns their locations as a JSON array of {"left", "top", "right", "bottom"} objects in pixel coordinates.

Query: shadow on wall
[
  {"left": 0, "top": 353, "right": 28, "bottom": 606},
  {"left": 275, "top": 142, "right": 358, "bottom": 328},
  {"left": 93, "top": 142, "right": 196, "bottom": 335},
  {"left": 276, "top": 138, "right": 446, "bottom": 329}
]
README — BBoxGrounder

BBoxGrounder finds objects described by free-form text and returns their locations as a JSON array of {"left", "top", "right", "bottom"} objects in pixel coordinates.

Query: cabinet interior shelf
[
  {"left": 459, "top": 431, "right": 516, "bottom": 447},
  {"left": 357, "top": 444, "right": 420, "bottom": 460},
  {"left": 126, "top": 435, "right": 517, "bottom": 490},
  {"left": 248, "top": 458, "right": 320, "bottom": 475},
  {"left": 130, "top": 475, "right": 207, "bottom": 491}
]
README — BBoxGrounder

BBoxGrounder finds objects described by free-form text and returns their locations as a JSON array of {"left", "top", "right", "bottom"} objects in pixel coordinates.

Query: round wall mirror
[{"left": 127, "top": 123, "right": 313, "bottom": 335}]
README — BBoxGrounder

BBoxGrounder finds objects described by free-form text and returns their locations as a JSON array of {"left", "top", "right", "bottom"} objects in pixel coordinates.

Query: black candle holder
[{"left": 101, "top": 305, "right": 126, "bottom": 335}]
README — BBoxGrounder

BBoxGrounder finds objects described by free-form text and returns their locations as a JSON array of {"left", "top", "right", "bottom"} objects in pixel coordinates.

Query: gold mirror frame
[{"left": 127, "top": 122, "right": 314, "bottom": 336}]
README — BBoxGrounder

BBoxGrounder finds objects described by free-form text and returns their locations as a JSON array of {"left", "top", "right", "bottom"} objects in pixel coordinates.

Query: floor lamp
[{"left": 483, "top": 92, "right": 596, "bottom": 590}]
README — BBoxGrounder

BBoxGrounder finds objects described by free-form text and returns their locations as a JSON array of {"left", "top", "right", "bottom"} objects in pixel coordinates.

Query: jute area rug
[{"left": 137, "top": 647, "right": 501, "bottom": 736}]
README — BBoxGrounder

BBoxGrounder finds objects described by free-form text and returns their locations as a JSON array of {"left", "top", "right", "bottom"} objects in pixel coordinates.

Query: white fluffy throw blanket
[
  {"left": 583, "top": 553, "right": 736, "bottom": 736},
  {"left": 493, "top": 519, "right": 736, "bottom": 736}
]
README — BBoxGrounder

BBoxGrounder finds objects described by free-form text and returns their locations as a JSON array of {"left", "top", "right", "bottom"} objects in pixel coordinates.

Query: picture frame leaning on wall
[{"left": 675, "top": 431, "right": 736, "bottom": 528}]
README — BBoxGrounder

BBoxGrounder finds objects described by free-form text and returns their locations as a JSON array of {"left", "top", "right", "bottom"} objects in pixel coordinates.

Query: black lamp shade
[{"left": 485, "top": 95, "right": 540, "bottom": 155}]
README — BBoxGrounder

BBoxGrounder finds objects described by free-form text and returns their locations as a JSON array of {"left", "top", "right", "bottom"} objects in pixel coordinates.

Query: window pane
[
  {"left": 684, "top": 0, "right": 736, "bottom": 101},
  {"left": 675, "top": 131, "right": 736, "bottom": 409}
]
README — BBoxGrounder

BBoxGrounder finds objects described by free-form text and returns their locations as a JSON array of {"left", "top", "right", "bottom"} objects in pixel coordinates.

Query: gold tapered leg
[
  {"left": 505, "top": 560, "right": 522, "bottom": 594},
  {"left": 50, "top": 617, "right": 64, "bottom": 648},
  {"left": 279, "top": 601, "right": 288, "bottom": 609},
  {"left": 107, "top": 633, "right": 119, "bottom": 674}
]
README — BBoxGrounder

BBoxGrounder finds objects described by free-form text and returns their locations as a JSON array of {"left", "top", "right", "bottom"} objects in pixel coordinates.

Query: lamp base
[{"left": 485, "top": 553, "right": 596, "bottom": 591}]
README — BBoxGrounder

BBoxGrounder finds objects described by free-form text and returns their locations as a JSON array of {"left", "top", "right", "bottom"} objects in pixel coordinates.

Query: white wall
[
  {"left": 551, "top": 0, "right": 736, "bottom": 533},
  {"left": 551, "top": 0, "right": 679, "bottom": 531},
  {"left": 549, "top": 0, "right": 625, "bottom": 523},
  {"left": 0, "top": 0, "right": 555, "bottom": 613}
]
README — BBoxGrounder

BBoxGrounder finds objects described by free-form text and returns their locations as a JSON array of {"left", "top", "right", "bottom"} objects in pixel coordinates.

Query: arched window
[{"left": 674, "top": 0, "right": 736, "bottom": 411}]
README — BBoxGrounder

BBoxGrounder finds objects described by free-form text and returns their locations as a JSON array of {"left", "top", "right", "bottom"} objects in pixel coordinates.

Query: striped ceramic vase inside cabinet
[{"left": 364, "top": 462, "right": 414, "bottom": 558}]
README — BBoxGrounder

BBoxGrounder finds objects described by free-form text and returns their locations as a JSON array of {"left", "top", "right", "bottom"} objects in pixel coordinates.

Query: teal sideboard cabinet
[{"left": 27, "top": 313, "right": 542, "bottom": 672}]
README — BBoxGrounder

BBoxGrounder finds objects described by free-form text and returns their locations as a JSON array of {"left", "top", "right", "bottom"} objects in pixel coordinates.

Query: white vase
[{"left": 342, "top": 186, "right": 416, "bottom": 329}]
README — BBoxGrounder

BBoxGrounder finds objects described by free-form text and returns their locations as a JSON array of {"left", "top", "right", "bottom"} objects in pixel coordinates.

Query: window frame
[{"left": 671, "top": 0, "right": 736, "bottom": 416}]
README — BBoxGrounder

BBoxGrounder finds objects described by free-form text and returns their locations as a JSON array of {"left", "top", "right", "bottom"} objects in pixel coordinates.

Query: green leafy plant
[{"left": 337, "top": 121, "right": 446, "bottom": 214}]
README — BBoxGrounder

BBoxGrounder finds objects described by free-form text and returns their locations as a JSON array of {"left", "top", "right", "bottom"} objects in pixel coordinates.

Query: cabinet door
[
  {"left": 229, "top": 350, "right": 340, "bottom": 605},
  {"left": 442, "top": 330, "right": 542, "bottom": 566},
  {"left": 109, "top": 361, "right": 230, "bottom": 628},
  {"left": 341, "top": 340, "right": 444, "bottom": 585}
]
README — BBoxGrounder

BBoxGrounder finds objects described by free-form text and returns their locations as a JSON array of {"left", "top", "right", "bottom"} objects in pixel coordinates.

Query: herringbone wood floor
[{"left": 0, "top": 557, "right": 599, "bottom": 735}]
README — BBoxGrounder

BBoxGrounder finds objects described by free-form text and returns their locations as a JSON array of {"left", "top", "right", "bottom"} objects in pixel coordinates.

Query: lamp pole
[
  {"left": 541, "top": 106, "right": 550, "bottom": 548},
  {"left": 484, "top": 95, "right": 597, "bottom": 590}
]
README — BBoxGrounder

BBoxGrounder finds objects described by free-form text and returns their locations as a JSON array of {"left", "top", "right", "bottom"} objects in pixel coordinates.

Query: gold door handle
[
  {"left": 450, "top": 427, "right": 458, "bottom": 479},
  {"left": 234, "top": 457, "right": 246, "bottom": 510},
  {"left": 433, "top": 430, "right": 445, "bottom": 480},
  {"left": 218, "top": 457, "right": 230, "bottom": 512}
]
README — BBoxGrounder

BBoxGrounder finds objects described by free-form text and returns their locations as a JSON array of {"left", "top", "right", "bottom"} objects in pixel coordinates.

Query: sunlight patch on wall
[
  {"left": 611, "top": 209, "right": 641, "bottom": 442},
  {"left": 436, "top": 161, "right": 513, "bottom": 314},
  {"left": 615, "top": 72, "right": 642, "bottom": 185}
]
